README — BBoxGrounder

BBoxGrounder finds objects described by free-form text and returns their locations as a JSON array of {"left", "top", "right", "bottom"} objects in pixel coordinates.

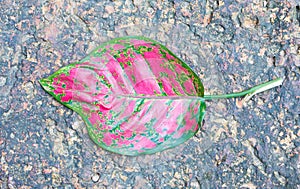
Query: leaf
[{"left": 40, "top": 36, "right": 206, "bottom": 156}]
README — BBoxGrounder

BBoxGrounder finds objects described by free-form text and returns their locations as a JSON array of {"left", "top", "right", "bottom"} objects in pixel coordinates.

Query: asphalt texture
[{"left": 0, "top": 0, "right": 299, "bottom": 188}]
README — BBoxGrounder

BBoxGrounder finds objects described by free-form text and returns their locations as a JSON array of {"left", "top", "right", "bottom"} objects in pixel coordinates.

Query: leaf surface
[{"left": 40, "top": 36, "right": 206, "bottom": 155}]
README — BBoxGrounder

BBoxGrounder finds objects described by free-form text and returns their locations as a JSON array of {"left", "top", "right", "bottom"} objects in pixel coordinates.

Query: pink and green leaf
[
  {"left": 40, "top": 36, "right": 206, "bottom": 156},
  {"left": 40, "top": 36, "right": 283, "bottom": 156}
]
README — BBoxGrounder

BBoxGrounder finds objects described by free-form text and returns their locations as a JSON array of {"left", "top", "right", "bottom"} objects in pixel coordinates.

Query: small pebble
[
  {"left": 92, "top": 173, "right": 100, "bottom": 183},
  {"left": 10, "top": 133, "right": 15, "bottom": 139},
  {"left": 0, "top": 76, "right": 6, "bottom": 87}
]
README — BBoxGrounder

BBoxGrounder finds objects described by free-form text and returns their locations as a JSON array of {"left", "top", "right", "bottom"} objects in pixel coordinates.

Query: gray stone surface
[{"left": 0, "top": 0, "right": 299, "bottom": 188}]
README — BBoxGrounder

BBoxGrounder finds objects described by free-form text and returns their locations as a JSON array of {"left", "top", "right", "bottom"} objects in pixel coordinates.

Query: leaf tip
[{"left": 39, "top": 78, "right": 52, "bottom": 91}]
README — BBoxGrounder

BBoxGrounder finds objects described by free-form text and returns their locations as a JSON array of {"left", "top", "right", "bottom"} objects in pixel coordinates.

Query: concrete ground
[{"left": 0, "top": 0, "right": 299, "bottom": 188}]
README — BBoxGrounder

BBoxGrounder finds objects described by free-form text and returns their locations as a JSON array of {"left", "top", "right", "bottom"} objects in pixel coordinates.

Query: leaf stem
[{"left": 203, "top": 78, "right": 283, "bottom": 100}]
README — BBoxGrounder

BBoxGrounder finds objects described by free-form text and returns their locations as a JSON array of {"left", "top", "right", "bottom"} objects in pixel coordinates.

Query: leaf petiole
[{"left": 203, "top": 78, "right": 283, "bottom": 101}]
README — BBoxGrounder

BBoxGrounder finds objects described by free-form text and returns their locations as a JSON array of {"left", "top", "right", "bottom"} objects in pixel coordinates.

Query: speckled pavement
[{"left": 0, "top": 0, "right": 299, "bottom": 188}]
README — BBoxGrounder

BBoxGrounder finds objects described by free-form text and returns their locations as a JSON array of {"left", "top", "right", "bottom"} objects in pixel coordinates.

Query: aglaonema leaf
[
  {"left": 40, "top": 36, "right": 206, "bottom": 156},
  {"left": 40, "top": 36, "right": 283, "bottom": 155}
]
